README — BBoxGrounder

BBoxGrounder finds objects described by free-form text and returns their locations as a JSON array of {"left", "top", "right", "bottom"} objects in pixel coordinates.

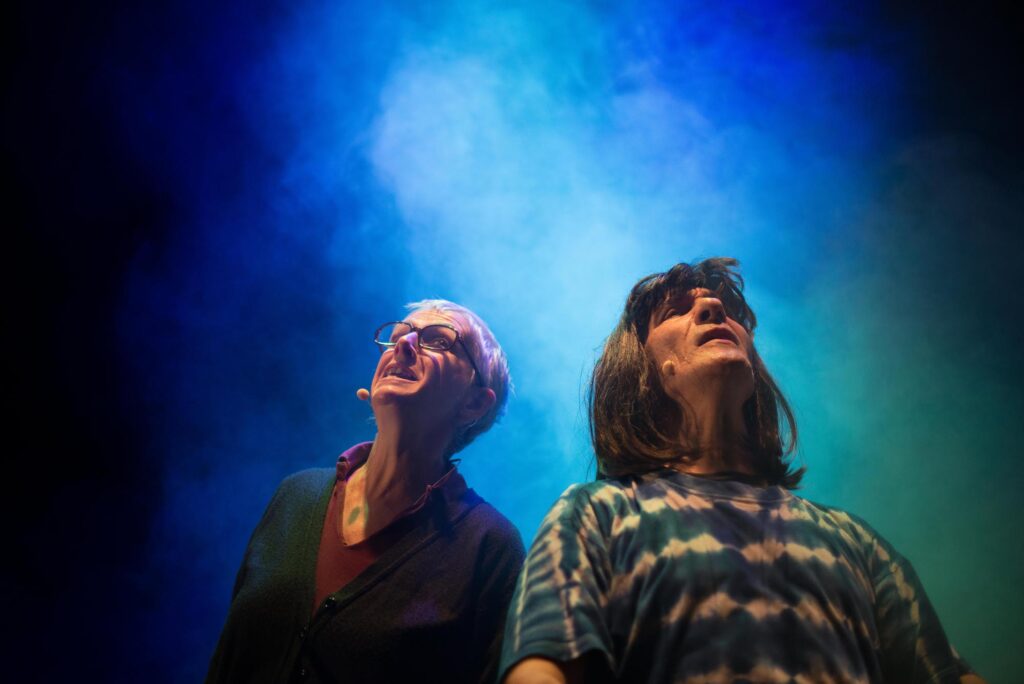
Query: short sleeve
[
  {"left": 498, "top": 485, "right": 615, "bottom": 680},
  {"left": 872, "top": 540, "right": 973, "bottom": 683}
]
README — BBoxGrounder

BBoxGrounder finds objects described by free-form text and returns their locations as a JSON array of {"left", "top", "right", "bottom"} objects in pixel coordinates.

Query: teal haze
[{"left": 93, "top": 1, "right": 1024, "bottom": 680}]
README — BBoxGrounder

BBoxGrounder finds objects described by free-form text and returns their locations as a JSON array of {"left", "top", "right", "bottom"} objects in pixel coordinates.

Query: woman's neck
[
  {"left": 341, "top": 421, "right": 450, "bottom": 545},
  {"left": 674, "top": 391, "right": 753, "bottom": 476}
]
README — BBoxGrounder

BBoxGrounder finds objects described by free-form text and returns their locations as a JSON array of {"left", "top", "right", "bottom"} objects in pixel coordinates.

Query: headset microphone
[{"left": 356, "top": 388, "right": 370, "bottom": 401}]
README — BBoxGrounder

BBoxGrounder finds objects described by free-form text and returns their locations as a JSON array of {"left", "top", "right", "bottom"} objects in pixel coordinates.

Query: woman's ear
[{"left": 459, "top": 386, "right": 496, "bottom": 426}]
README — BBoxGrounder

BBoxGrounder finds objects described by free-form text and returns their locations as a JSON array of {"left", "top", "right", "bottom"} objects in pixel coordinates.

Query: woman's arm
[{"left": 503, "top": 656, "right": 586, "bottom": 684}]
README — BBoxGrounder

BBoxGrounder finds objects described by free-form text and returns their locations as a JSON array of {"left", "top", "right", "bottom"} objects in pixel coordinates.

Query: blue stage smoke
[{"left": 106, "top": 1, "right": 1018, "bottom": 679}]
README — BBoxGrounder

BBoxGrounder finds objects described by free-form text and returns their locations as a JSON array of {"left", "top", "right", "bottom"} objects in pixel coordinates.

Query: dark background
[{"left": 7, "top": 0, "right": 1023, "bottom": 681}]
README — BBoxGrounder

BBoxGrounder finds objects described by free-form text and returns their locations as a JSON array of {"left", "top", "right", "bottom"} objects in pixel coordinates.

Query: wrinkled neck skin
[
  {"left": 671, "top": 381, "right": 754, "bottom": 477},
  {"left": 342, "top": 404, "right": 453, "bottom": 545}
]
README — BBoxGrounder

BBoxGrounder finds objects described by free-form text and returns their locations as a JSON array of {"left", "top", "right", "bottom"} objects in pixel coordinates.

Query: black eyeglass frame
[{"left": 373, "top": 321, "right": 486, "bottom": 387}]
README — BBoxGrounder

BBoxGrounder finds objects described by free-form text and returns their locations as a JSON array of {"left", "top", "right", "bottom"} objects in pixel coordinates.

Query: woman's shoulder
[
  {"left": 277, "top": 466, "right": 335, "bottom": 494},
  {"left": 562, "top": 475, "right": 637, "bottom": 500},
  {"left": 261, "top": 467, "right": 335, "bottom": 515},
  {"left": 532, "top": 476, "right": 643, "bottom": 536}
]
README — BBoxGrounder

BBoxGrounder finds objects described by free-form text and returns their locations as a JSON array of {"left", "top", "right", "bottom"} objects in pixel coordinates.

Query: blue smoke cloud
[{"left": 106, "top": 0, "right": 1019, "bottom": 679}]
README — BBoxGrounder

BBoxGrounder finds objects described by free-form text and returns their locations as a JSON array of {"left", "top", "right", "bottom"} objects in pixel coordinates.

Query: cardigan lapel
[
  {"left": 309, "top": 484, "right": 482, "bottom": 622},
  {"left": 290, "top": 476, "right": 495, "bottom": 684}
]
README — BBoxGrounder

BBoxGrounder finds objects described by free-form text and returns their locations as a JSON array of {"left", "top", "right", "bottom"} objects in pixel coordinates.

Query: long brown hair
[{"left": 588, "top": 257, "right": 803, "bottom": 487}]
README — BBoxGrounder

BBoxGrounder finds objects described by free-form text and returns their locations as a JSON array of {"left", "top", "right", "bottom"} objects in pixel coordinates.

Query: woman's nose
[
  {"left": 394, "top": 331, "right": 419, "bottom": 360},
  {"left": 694, "top": 297, "right": 726, "bottom": 325}
]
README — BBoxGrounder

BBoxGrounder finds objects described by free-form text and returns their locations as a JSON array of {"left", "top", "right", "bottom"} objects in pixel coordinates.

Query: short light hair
[{"left": 406, "top": 299, "right": 512, "bottom": 455}]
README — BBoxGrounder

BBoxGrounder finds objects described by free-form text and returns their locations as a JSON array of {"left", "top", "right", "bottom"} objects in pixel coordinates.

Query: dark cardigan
[{"left": 206, "top": 467, "right": 525, "bottom": 684}]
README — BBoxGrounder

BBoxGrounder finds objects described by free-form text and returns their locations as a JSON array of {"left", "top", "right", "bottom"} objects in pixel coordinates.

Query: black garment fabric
[{"left": 206, "top": 466, "right": 525, "bottom": 684}]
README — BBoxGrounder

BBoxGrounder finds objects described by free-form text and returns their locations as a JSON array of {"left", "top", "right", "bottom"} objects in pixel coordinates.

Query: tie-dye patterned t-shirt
[{"left": 500, "top": 470, "right": 970, "bottom": 683}]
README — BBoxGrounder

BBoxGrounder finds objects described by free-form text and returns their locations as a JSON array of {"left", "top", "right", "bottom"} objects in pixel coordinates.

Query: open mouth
[
  {"left": 383, "top": 366, "right": 417, "bottom": 381},
  {"left": 698, "top": 327, "right": 739, "bottom": 346}
]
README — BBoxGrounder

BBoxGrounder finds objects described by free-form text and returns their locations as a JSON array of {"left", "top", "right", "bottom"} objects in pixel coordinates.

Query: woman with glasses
[{"left": 207, "top": 300, "right": 524, "bottom": 684}]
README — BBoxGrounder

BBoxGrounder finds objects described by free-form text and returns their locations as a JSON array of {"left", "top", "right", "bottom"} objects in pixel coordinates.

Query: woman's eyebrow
[{"left": 652, "top": 291, "right": 692, "bottom": 323}]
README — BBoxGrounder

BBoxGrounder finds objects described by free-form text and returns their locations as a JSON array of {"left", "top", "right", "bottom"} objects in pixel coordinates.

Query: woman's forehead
[
  {"left": 405, "top": 309, "right": 465, "bottom": 332},
  {"left": 675, "top": 286, "right": 713, "bottom": 298},
  {"left": 652, "top": 287, "right": 709, "bottom": 311}
]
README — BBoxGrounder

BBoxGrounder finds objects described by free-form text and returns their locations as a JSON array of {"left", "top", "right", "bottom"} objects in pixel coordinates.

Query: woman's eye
[{"left": 666, "top": 306, "right": 689, "bottom": 319}]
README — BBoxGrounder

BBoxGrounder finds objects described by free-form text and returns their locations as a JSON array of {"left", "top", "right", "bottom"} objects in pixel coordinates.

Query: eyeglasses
[{"left": 374, "top": 321, "right": 486, "bottom": 387}]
